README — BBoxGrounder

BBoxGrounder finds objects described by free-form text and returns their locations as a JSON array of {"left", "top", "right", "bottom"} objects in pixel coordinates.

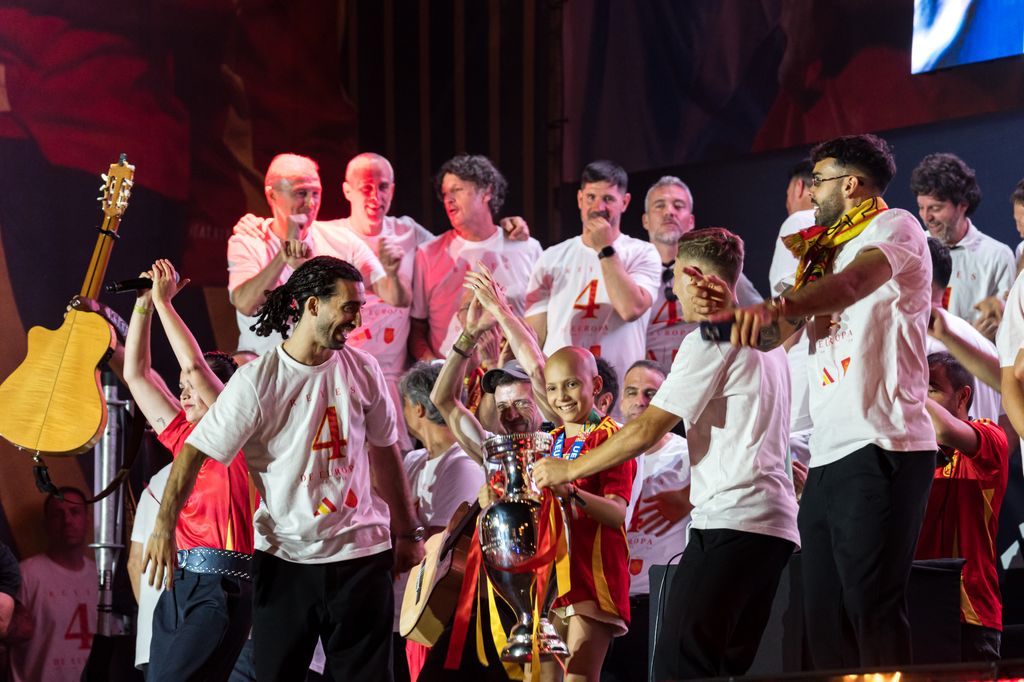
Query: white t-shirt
[
  {"left": 770, "top": 210, "right": 817, "bottom": 435},
  {"left": 321, "top": 216, "right": 434, "bottom": 378},
  {"left": 944, "top": 220, "right": 1015, "bottom": 323},
  {"left": 926, "top": 308, "right": 1003, "bottom": 423},
  {"left": 187, "top": 345, "right": 399, "bottom": 564},
  {"left": 806, "top": 208, "right": 936, "bottom": 466},
  {"left": 526, "top": 234, "right": 661, "bottom": 397},
  {"left": 650, "top": 333, "right": 800, "bottom": 546},
  {"left": 626, "top": 433, "right": 690, "bottom": 596},
  {"left": 392, "top": 443, "right": 484, "bottom": 629},
  {"left": 997, "top": 269, "right": 1024, "bottom": 368},
  {"left": 325, "top": 216, "right": 434, "bottom": 452},
  {"left": 226, "top": 219, "right": 386, "bottom": 356},
  {"left": 130, "top": 464, "right": 170, "bottom": 669},
  {"left": 10, "top": 555, "right": 97, "bottom": 682},
  {"left": 411, "top": 228, "right": 542, "bottom": 356}
]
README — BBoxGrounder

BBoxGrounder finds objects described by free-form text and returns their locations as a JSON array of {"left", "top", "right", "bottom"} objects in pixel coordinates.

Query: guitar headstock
[{"left": 98, "top": 154, "right": 135, "bottom": 222}]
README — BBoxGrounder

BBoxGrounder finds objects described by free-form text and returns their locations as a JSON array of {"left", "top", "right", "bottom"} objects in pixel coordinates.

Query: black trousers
[
  {"left": 252, "top": 550, "right": 394, "bottom": 682},
  {"left": 798, "top": 445, "right": 935, "bottom": 670},
  {"left": 602, "top": 594, "right": 651, "bottom": 682},
  {"left": 148, "top": 570, "right": 253, "bottom": 682},
  {"left": 652, "top": 528, "right": 795, "bottom": 681}
]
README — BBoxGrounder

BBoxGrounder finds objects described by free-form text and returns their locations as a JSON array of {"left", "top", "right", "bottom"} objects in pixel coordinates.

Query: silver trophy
[{"left": 478, "top": 432, "right": 569, "bottom": 662}]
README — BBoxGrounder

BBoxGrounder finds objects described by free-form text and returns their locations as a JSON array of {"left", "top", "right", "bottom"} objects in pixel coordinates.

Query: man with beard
[
  {"left": 719, "top": 134, "right": 936, "bottom": 669},
  {"left": 144, "top": 256, "right": 423, "bottom": 681},
  {"left": 526, "top": 161, "right": 661, "bottom": 405},
  {"left": 911, "top": 153, "right": 1014, "bottom": 337},
  {"left": 641, "top": 176, "right": 761, "bottom": 374},
  {"left": 410, "top": 154, "right": 541, "bottom": 360}
]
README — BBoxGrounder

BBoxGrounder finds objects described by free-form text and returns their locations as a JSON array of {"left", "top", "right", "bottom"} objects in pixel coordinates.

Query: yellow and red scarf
[{"left": 783, "top": 197, "right": 888, "bottom": 291}]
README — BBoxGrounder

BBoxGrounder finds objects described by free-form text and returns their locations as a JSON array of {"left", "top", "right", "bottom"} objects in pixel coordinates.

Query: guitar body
[
  {"left": 0, "top": 310, "right": 114, "bottom": 455},
  {"left": 400, "top": 502, "right": 476, "bottom": 646}
]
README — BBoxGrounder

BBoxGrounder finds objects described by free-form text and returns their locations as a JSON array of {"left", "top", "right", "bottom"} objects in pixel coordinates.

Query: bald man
[{"left": 227, "top": 153, "right": 408, "bottom": 355}]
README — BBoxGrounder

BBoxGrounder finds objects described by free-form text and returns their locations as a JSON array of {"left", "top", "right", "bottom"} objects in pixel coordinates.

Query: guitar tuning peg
[{"left": 101, "top": 173, "right": 109, "bottom": 182}]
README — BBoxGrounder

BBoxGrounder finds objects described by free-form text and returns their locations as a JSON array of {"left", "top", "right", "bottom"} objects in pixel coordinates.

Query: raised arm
[
  {"left": 122, "top": 272, "right": 180, "bottom": 435},
  {"left": 150, "top": 260, "right": 225, "bottom": 408},
  {"left": 723, "top": 247, "right": 892, "bottom": 350},
  {"left": 372, "top": 237, "right": 411, "bottom": 307},
  {"left": 925, "top": 398, "right": 980, "bottom": 456},
  {"left": 929, "top": 307, "right": 1001, "bottom": 391},
  {"left": 429, "top": 304, "right": 494, "bottom": 463},
  {"left": 466, "top": 264, "right": 559, "bottom": 424},
  {"left": 229, "top": 216, "right": 309, "bottom": 315}
]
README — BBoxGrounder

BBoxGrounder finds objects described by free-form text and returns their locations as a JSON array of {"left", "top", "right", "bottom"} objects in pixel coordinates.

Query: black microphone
[{"left": 105, "top": 277, "right": 152, "bottom": 293}]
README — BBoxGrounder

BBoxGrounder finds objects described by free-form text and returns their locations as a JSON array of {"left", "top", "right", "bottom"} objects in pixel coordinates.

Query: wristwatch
[
  {"left": 402, "top": 526, "right": 426, "bottom": 542},
  {"left": 597, "top": 245, "right": 616, "bottom": 259}
]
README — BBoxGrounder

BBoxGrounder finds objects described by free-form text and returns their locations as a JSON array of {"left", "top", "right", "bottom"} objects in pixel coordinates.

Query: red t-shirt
[
  {"left": 157, "top": 411, "right": 257, "bottom": 554},
  {"left": 548, "top": 416, "right": 636, "bottom": 626},
  {"left": 915, "top": 418, "right": 1009, "bottom": 630}
]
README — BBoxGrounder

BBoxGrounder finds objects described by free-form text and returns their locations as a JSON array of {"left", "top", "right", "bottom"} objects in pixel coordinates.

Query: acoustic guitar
[
  {"left": 0, "top": 155, "right": 135, "bottom": 455},
  {"left": 400, "top": 500, "right": 481, "bottom": 646}
]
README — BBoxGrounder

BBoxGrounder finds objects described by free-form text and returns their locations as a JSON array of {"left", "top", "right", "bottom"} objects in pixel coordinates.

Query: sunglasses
[{"left": 662, "top": 264, "right": 677, "bottom": 302}]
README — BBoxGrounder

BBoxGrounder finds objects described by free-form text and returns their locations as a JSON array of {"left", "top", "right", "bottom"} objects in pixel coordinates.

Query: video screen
[{"left": 912, "top": 0, "right": 1024, "bottom": 73}]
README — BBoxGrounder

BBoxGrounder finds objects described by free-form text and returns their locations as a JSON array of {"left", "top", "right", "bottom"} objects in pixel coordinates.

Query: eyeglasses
[
  {"left": 810, "top": 174, "right": 852, "bottom": 187},
  {"left": 661, "top": 263, "right": 678, "bottom": 302}
]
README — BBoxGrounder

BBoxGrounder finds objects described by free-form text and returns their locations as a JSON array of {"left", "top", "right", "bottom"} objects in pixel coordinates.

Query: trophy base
[{"left": 500, "top": 620, "right": 569, "bottom": 663}]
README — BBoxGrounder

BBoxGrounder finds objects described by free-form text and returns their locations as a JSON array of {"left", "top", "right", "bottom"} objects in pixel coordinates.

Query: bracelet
[
  {"left": 452, "top": 332, "right": 477, "bottom": 358},
  {"left": 133, "top": 304, "right": 153, "bottom": 316}
]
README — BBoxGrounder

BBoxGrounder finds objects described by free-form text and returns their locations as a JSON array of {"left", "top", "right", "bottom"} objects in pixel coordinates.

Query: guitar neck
[
  {"left": 439, "top": 500, "right": 481, "bottom": 558},
  {"left": 79, "top": 215, "right": 120, "bottom": 299}
]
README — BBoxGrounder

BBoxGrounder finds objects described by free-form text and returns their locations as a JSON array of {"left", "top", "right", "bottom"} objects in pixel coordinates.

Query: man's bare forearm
[
  {"left": 231, "top": 250, "right": 287, "bottom": 316},
  {"left": 430, "top": 348, "right": 485, "bottom": 462},
  {"left": 368, "top": 443, "right": 419, "bottom": 535},
  {"left": 373, "top": 273, "right": 410, "bottom": 307},
  {"left": 153, "top": 444, "right": 207, "bottom": 536},
  {"left": 600, "top": 256, "right": 651, "bottom": 321}
]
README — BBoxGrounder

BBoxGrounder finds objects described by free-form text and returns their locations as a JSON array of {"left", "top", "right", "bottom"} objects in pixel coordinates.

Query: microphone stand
[{"left": 89, "top": 370, "right": 127, "bottom": 636}]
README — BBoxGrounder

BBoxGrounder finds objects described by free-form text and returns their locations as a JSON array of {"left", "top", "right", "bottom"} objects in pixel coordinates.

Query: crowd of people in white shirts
[{"left": 11, "top": 136, "right": 1024, "bottom": 682}]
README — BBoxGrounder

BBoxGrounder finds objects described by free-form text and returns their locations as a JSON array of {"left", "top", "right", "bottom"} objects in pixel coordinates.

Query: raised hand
[
  {"left": 681, "top": 265, "right": 730, "bottom": 318},
  {"left": 281, "top": 239, "right": 311, "bottom": 270},
  {"left": 378, "top": 235, "right": 403, "bottom": 276},
  {"left": 150, "top": 259, "right": 188, "bottom": 305},
  {"left": 499, "top": 216, "right": 531, "bottom": 241}
]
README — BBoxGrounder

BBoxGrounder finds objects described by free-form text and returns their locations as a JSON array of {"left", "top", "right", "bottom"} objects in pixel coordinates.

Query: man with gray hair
[
  {"left": 395, "top": 361, "right": 485, "bottom": 678},
  {"left": 641, "top": 176, "right": 761, "bottom": 373}
]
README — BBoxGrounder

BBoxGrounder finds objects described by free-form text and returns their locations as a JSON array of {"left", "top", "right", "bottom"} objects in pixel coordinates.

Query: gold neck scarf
[{"left": 783, "top": 196, "right": 888, "bottom": 290}]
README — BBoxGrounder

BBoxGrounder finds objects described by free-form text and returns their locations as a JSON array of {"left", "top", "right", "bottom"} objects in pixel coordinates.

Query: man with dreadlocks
[
  {"left": 714, "top": 134, "right": 936, "bottom": 669},
  {"left": 123, "top": 259, "right": 255, "bottom": 681},
  {"left": 143, "top": 255, "right": 423, "bottom": 681}
]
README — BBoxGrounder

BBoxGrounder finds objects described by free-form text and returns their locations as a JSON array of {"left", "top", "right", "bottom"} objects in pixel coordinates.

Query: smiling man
[
  {"left": 719, "top": 134, "right": 936, "bottom": 670},
  {"left": 144, "top": 256, "right": 423, "bottom": 682},
  {"left": 911, "top": 153, "right": 1014, "bottom": 329}
]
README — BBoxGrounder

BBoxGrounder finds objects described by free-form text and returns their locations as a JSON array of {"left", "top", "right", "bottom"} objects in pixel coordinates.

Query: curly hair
[
  {"left": 910, "top": 153, "right": 982, "bottom": 215},
  {"left": 251, "top": 256, "right": 363, "bottom": 339},
  {"left": 810, "top": 134, "right": 897, "bottom": 193},
  {"left": 435, "top": 154, "right": 507, "bottom": 218}
]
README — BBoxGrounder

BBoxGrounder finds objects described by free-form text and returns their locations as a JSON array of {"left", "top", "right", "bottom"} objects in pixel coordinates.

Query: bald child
[{"left": 535, "top": 346, "right": 636, "bottom": 682}]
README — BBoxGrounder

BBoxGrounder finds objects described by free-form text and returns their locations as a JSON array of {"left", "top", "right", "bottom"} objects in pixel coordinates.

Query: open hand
[{"left": 232, "top": 213, "right": 268, "bottom": 240}]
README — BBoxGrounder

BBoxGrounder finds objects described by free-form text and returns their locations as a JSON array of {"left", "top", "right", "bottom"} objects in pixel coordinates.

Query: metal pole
[{"left": 89, "top": 370, "right": 126, "bottom": 637}]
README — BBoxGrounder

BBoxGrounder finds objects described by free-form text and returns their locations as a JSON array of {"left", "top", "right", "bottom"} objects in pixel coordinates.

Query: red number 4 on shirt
[
  {"left": 573, "top": 280, "right": 600, "bottom": 319},
  {"left": 65, "top": 603, "right": 92, "bottom": 650},
  {"left": 313, "top": 406, "right": 348, "bottom": 460}
]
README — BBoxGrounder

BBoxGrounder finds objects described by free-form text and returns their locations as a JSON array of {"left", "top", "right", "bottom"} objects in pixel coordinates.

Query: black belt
[{"left": 176, "top": 547, "right": 253, "bottom": 581}]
